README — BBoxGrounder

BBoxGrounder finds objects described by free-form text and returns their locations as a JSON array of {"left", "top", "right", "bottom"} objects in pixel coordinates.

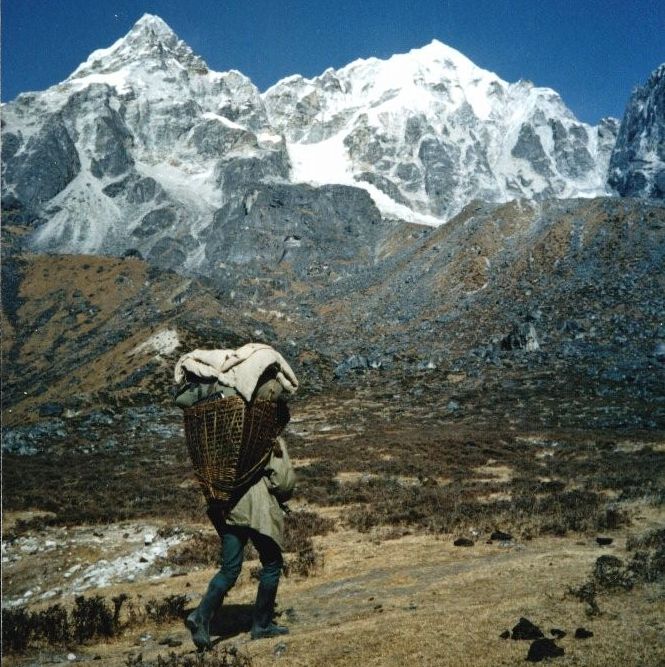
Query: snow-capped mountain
[
  {"left": 0, "top": 13, "right": 633, "bottom": 272},
  {"left": 264, "top": 40, "right": 617, "bottom": 223},
  {"left": 608, "top": 64, "right": 665, "bottom": 199},
  {"left": 2, "top": 15, "right": 289, "bottom": 270}
]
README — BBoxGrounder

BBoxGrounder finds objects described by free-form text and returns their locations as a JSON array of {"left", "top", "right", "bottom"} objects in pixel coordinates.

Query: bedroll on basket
[{"left": 183, "top": 395, "right": 290, "bottom": 502}]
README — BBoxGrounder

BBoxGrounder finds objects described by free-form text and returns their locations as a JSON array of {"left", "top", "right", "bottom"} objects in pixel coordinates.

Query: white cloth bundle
[{"left": 174, "top": 343, "right": 298, "bottom": 402}]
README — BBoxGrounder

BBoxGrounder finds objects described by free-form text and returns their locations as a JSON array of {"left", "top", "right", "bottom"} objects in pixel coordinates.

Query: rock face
[
  {"left": 201, "top": 183, "right": 387, "bottom": 278},
  {"left": 1, "top": 15, "right": 289, "bottom": 270},
  {"left": 1, "top": 13, "right": 625, "bottom": 271},
  {"left": 265, "top": 42, "right": 617, "bottom": 223},
  {"left": 608, "top": 64, "right": 665, "bottom": 198}
]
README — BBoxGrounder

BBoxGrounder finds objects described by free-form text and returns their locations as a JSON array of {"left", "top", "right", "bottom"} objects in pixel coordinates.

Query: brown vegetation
[{"left": 3, "top": 416, "right": 664, "bottom": 666}]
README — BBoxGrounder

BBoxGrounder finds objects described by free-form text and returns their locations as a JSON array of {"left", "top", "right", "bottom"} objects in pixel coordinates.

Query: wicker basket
[{"left": 183, "top": 396, "right": 290, "bottom": 502}]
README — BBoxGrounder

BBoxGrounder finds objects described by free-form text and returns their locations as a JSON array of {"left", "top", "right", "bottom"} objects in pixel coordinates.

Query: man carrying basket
[{"left": 174, "top": 344, "right": 298, "bottom": 650}]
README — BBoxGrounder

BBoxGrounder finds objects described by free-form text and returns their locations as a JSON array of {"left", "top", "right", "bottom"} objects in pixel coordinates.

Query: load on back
[{"left": 173, "top": 343, "right": 299, "bottom": 505}]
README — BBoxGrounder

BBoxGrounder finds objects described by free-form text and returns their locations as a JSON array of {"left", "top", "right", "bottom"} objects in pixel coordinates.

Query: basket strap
[
  {"left": 196, "top": 446, "right": 272, "bottom": 498},
  {"left": 233, "top": 446, "right": 273, "bottom": 487}
]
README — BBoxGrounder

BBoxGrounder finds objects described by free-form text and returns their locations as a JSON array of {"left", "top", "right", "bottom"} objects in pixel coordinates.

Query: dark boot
[
  {"left": 186, "top": 576, "right": 227, "bottom": 651},
  {"left": 250, "top": 583, "right": 289, "bottom": 640}
]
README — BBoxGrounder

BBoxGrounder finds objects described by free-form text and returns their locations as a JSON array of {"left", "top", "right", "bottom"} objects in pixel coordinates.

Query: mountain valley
[{"left": 2, "top": 14, "right": 665, "bottom": 667}]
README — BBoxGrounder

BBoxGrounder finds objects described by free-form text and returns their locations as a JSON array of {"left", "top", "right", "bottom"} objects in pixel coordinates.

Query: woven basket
[{"left": 183, "top": 396, "right": 290, "bottom": 502}]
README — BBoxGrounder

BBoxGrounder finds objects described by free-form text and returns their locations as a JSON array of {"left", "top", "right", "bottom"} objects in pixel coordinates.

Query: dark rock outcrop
[
  {"left": 526, "top": 638, "right": 564, "bottom": 662},
  {"left": 202, "top": 183, "right": 386, "bottom": 276},
  {"left": 2, "top": 114, "right": 80, "bottom": 215},
  {"left": 608, "top": 64, "right": 665, "bottom": 198},
  {"left": 511, "top": 617, "right": 545, "bottom": 640},
  {"left": 574, "top": 627, "right": 594, "bottom": 639}
]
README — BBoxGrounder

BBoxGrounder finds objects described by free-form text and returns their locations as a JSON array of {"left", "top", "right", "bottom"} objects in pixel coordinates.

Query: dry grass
[
  {"left": 6, "top": 519, "right": 663, "bottom": 666},
  {"left": 3, "top": 393, "right": 664, "bottom": 665}
]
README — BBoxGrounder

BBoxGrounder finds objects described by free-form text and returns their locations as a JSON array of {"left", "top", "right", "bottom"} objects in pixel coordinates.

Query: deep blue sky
[{"left": 2, "top": 0, "right": 663, "bottom": 123}]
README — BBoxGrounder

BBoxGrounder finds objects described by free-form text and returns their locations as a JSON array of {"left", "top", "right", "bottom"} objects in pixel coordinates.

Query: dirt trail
[{"left": 6, "top": 509, "right": 663, "bottom": 667}]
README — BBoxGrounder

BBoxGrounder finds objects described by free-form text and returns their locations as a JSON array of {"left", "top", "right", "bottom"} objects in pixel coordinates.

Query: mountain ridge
[
  {"left": 263, "top": 38, "right": 617, "bottom": 223},
  {"left": 4, "top": 13, "right": 657, "bottom": 275}
]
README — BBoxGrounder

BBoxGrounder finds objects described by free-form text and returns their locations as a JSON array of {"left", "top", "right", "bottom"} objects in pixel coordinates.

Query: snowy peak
[
  {"left": 263, "top": 39, "right": 616, "bottom": 223},
  {"left": 396, "top": 39, "right": 504, "bottom": 92},
  {"left": 68, "top": 13, "right": 208, "bottom": 82},
  {"left": 131, "top": 13, "right": 179, "bottom": 40},
  {"left": 270, "top": 38, "right": 507, "bottom": 116},
  {"left": 408, "top": 38, "right": 480, "bottom": 65},
  {"left": 0, "top": 13, "right": 289, "bottom": 267},
  {"left": 0, "top": 16, "right": 637, "bottom": 272},
  {"left": 119, "top": 13, "right": 189, "bottom": 56}
]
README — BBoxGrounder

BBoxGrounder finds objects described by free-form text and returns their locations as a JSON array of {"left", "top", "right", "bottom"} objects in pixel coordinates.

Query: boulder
[{"left": 526, "top": 638, "right": 564, "bottom": 662}]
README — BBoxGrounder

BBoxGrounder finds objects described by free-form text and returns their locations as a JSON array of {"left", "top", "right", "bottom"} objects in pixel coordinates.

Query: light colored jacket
[{"left": 225, "top": 437, "right": 295, "bottom": 550}]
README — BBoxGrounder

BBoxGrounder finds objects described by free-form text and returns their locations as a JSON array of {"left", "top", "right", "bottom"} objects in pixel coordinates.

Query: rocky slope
[
  {"left": 3, "top": 196, "right": 664, "bottom": 439},
  {"left": 608, "top": 64, "right": 665, "bottom": 198},
  {"left": 1, "top": 13, "right": 630, "bottom": 273}
]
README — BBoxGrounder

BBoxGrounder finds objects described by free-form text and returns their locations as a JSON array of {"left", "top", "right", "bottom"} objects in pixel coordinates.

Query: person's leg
[
  {"left": 186, "top": 525, "right": 247, "bottom": 650},
  {"left": 249, "top": 530, "right": 289, "bottom": 639}
]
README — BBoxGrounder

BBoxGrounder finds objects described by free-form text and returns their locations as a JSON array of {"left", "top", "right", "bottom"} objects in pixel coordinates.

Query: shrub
[
  {"left": 531, "top": 489, "right": 603, "bottom": 535},
  {"left": 625, "top": 528, "right": 665, "bottom": 583},
  {"left": 627, "top": 527, "right": 665, "bottom": 552},
  {"left": 112, "top": 593, "right": 130, "bottom": 629},
  {"left": 145, "top": 595, "right": 188, "bottom": 624},
  {"left": 33, "top": 604, "right": 70, "bottom": 644},
  {"left": 127, "top": 646, "right": 253, "bottom": 666},
  {"left": 285, "top": 536, "right": 324, "bottom": 577},
  {"left": 569, "top": 544, "right": 664, "bottom": 618},
  {"left": 597, "top": 505, "right": 629, "bottom": 530},
  {"left": 1, "top": 593, "right": 201, "bottom": 654},
  {"left": 280, "top": 510, "right": 332, "bottom": 577},
  {"left": 161, "top": 532, "right": 219, "bottom": 567},
  {"left": 568, "top": 581, "right": 601, "bottom": 616},
  {"left": 593, "top": 555, "right": 634, "bottom": 590},
  {"left": 3, "top": 597, "right": 114, "bottom": 652},
  {"left": 291, "top": 461, "right": 341, "bottom": 505},
  {"left": 2, "top": 607, "right": 32, "bottom": 652},
  {"left": 71, "top": 595, "right": 114, "bottom": 642},
  {"left": 283, "top": 510, "right": 334, "bottom": 553}
]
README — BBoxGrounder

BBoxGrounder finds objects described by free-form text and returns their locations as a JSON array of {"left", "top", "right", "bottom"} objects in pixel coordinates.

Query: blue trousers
[
  {"left": 189, "top": 507, "right": 286, "bottom": 646},
  {"left": 199, "top": 503, "right": 284, "bottom": 621},
  {"left": 210, "top": 523, "right": 283, "bottom": 593}
]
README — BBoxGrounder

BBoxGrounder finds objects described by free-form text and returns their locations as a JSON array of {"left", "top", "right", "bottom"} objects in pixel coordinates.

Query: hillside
[{"left": 3, "top": 196, "right": 664, "bottom": 434}]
